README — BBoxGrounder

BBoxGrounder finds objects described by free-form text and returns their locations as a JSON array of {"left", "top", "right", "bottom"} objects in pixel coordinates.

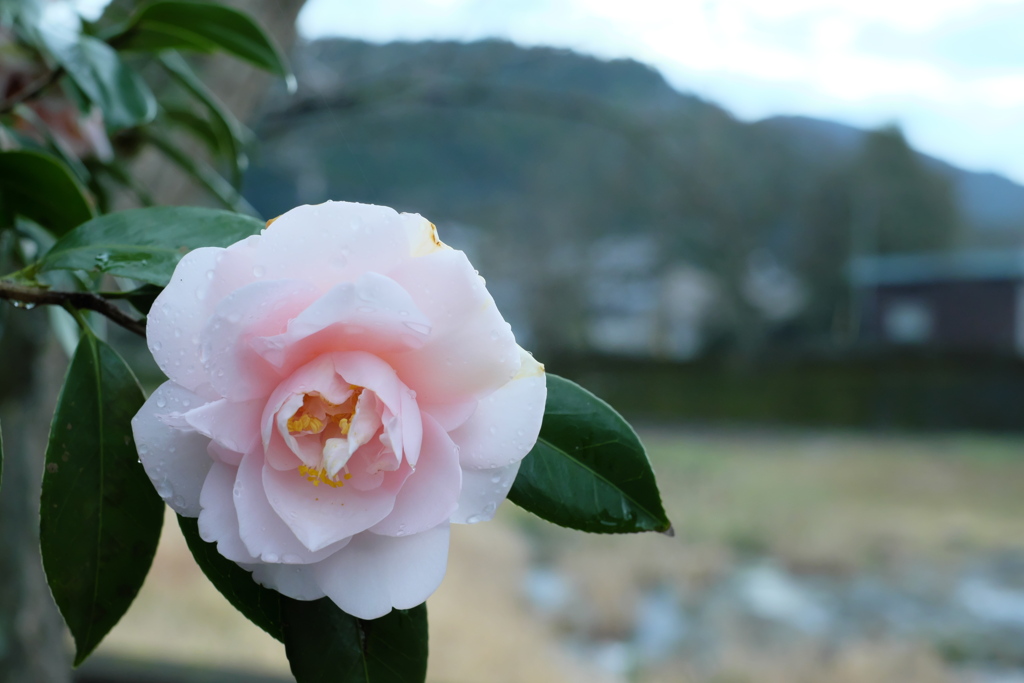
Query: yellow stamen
[
  {"left": 298, "top": 464, "right": 346, "bottom": 489},
  {"left": 335, "top": 416, "right": 351, "bottom": 435},
  {"left": 287, "top": 413, "right": 324, "bottom": 434}
]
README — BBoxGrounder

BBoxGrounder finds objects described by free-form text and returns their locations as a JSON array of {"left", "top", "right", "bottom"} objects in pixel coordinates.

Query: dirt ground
[{"left": 93, "top": 428, "right": 1024, "bottom": 683}]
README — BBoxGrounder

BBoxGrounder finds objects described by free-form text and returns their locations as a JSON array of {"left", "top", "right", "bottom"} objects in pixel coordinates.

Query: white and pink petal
[
  {"left": 132, "top": 381, "right": 215, "bottom": 516},
  {"left": 253, "top": 202, "right": 412, "bottom": 290},
  {"left": 451, "top": 461, "right": 520, "bottom": 524},
  {"left": 312, "top": 523, "right": 451, "bottom": 620},
  {"left": 384, "top": 249, "right": 520, "bottom": 404},
  {"left": 198, "top": 461, "right": 256, "bottom": 563},
  {"left": 233, "top": 453, "right": 350, "bottom": 563},
  {"left": 249, "top": 272, "right": 430, "bottom": 376},
  {"left": 369, "top": 415, "right": 461, "bottom": 537},
  {"left": 261, "top": 454, "right": 411, "bottom": 553},
  {"left": 448, "top": 347, "right": 546, "bottom": 470},
  {"left": 247, "top": 563, "right": 326, "bottom": 601}
]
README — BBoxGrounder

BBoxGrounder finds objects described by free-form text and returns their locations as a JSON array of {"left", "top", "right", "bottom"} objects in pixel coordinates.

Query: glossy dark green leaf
[
  {"left": 509, "top": 374, "right": 672, "bottom": 534},
  {"left": 114, "top": 0, "right": 291, "bottom": 81},
  {"left": 0, "top": 419, "right": 4, "bottom": 495},
  {"left": 40, "top": 331, "right": 163, "bottom": 665},
  {"left": 38, "top": 206, "right": 264, "bottom": 286},
  {"left": 176, "top": 515, "right": 284, "bottom": 642},
  {"left": 159, "top": 52, "right": 248, "bottom": 187},
  {"left": 284, "top": 599, "right": 428, "bottom": 683},
  {"left": 0, "top": 150, "right": 94, "bottom": 235},
  {"left": 43, "top": 33, "right": 156, "bottom": 130}
]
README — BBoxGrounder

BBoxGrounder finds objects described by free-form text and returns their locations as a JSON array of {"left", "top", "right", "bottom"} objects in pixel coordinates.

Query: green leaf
[
  {"left": 283, "top": 600, "right": 428, "bottom": 683},
  {"left": 176, "top": 515, "right": 284, "bottom": 642},
  {"left": 159, "top": 52, "right": 249, "bottom": 187},
  {"left": 43, "top": 33, "right": 156, "bottom": 130},
  {"left": 114, "top": 0, "right": 291, "bottom": 82},
  {"left": 40, "top": 330, "right": 163, "bottom": 665},
  {"left": 0, "top": 418, "right": 4, "bottom": 495},
  {"left": 143, "top": 129, "right": 257, "bottom": 214},
  {"left": 11, "top": 103, "right": 92, "bottom": 186},
  {"left": 38, "top": 206, "right": 264, "bottom": 286},
  {"left": 120, "top": 283, "right": 163, "bottom": 315},
  {"left": 162, "top": 105, "right": 222, "bottom": 155},
  {"left": 508, "top": 374, "right": 672, "bottom": 534},
  {"left": 0, "top": 150, "right": 94, "bottom": 235}
]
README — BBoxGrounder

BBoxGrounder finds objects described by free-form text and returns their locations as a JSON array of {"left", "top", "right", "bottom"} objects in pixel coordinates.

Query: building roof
[{"left": 850, "top": 249, "right": 1024, "bottom": 286}]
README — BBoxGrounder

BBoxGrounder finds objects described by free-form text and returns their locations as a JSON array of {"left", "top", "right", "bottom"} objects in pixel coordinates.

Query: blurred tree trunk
[
  {"left": 0, "top": 325, "right": 71, "bottom": 682},
  {"left": 0, "top": 2, "right": 309, "bottom": 680}
]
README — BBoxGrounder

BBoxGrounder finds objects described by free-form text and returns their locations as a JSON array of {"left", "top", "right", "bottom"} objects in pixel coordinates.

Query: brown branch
[
  {"left": 0, "top": 281, "right": 146, "bottom": 337},
  {"left": 0, "top": 68, "right": 64, "bottom": 115}
]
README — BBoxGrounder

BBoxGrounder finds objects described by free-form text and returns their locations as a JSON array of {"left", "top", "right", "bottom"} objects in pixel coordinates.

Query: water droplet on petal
[
  {"left": 403, "top": 321, "right": 431, "bottom": 335},
  {"left": 152, "top": 341, "right": 163, "bottom": 352},
  {"left": 253, "top": 265, "right": 265, "bottom": 277},
  {"left": 156, "top": 397, "right": 167, "bottom": 408}
]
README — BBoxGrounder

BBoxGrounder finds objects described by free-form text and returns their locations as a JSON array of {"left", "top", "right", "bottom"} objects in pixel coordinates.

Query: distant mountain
[
  {"left": 244, "top": 38, "right": 1024, "bottom": 353},
  {"left": 291, "top": 38, "right": 701, "bottom": 111}
]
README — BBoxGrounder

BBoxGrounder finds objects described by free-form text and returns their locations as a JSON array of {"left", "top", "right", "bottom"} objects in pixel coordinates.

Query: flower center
[
  {"left": 297, "top": 464, "right": 352, "bottom": 488},
  {"left": 287, "top": 387, "right": 364, "bottom": 488}
]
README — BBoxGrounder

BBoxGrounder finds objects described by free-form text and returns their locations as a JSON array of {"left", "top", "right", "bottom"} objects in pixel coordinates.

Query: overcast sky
[{"left": 297, "top": 0, "right": 1024, "bottom": 185}]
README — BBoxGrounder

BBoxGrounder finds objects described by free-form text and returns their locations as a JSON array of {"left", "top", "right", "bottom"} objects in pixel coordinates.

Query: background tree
[{"left": 795, "top": 125, "right": 962, "bottom": 344}]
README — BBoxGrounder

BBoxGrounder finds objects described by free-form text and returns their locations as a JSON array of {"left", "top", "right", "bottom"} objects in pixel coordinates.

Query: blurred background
[{"left": 17, "top": 0, "right": 1024, "bottom": 682}]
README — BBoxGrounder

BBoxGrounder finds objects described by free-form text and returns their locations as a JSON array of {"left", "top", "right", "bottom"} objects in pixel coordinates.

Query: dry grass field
[{"left": 90, "top": 428, "right": 1024, "bottom": 683}]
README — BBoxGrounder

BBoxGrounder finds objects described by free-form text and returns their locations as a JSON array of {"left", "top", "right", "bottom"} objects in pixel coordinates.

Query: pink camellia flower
[{"left": 132, "top": 201, "right": 546, "bottom": 619}]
